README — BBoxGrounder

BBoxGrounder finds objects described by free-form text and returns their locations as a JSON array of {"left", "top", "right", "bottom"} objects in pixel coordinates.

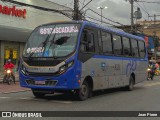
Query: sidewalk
[
  {"left": 0, "top": 73, "right": 30, "bottom": 93},
  {"left": 0, "top": 82, "right": 30, "bottom": 94},
  {"left": 0, "top": 72, "right": 19, "bottom": 83}
]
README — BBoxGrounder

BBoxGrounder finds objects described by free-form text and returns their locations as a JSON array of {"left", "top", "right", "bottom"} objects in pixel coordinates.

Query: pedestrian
[{"left": 150, "top": 61, "right": 156, "bottom": 80}]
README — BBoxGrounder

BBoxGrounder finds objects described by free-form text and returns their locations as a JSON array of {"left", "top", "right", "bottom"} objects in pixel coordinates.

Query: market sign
[{"left": 0, "top": 4, "right": 27, "bottom": 19}]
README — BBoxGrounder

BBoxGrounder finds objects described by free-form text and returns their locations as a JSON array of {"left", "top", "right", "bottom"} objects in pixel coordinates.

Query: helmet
[{"left": 8, "top": 59, "right": 11, "bottom": 63}]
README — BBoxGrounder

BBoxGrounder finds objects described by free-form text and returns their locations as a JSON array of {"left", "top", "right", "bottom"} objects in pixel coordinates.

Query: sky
[{"left": 47, "top": 0, "right": 160, "bottom": 26}]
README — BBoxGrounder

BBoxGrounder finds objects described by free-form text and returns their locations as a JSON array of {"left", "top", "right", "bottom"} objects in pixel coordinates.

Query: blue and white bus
[{"left": 20, "top": 21, "right": 148, "bottom": 100}]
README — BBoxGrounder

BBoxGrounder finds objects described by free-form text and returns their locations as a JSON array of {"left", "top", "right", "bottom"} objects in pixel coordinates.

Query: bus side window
[
  {"left": 122, "top": 37, "right": 132, "bottom": 56},
  {"left": 98, "top": 30, "right": 102, "bottom": 53},
  {"left": 113, "top": 34, "right": 123, "bottom": 55},
  {"left": 101, "top": 31, "right": 112, "bottom": 55},
  {"left": 80, "top": 30, "right": 95, "bottom": 53},
  {"left": 81, "top": 30, "right": 88, "bottom": 52},
  {"left": 138, "top": 41, "right": 146, "bottom": 58},
  {"left": 131, "top": 39, "right": 139, "bottom": 57}
]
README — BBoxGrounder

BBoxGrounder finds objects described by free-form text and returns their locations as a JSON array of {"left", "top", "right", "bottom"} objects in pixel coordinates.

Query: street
[{"left": 0, "top": 77, "right": 160, "bottom": 114}]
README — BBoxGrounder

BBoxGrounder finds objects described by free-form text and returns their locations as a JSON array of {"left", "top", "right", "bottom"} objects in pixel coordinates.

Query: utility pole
[
  {"left": 100, "top": 8, "right": 102, "bottom": 24},
  {"left": 126, "top": 0, "right": 137, "bottom": 32},
  {"left": 154, "top": 14, "right": 156, "bottom": 24},
  {"left": 73, "top": 0, "right": 79, "bottom": 20},
  {"left": 153, "top": 31, "right": 157, "bottom": 60},
  {"left": 148, "top": 14, "right": 160, "bottom": 24},
  {"left": 97, "top": 6, "right": 108, "bottom": 24},
  {"left": 130, "top": 0, "right": 134, "bottom": 32}
]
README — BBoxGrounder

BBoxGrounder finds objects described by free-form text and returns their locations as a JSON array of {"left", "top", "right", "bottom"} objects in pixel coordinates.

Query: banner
[
  {"left": 5, "top": 50, "right": 10, "bottom": 59},
  {"left": 1, "top": 111, "right": 160, "bottom": 117},
  {"left": 13, "top": 50, "right": 18, "bottom": 59},
  {"left": 144, "top": 36, "right": 149, "bottom": 48}
]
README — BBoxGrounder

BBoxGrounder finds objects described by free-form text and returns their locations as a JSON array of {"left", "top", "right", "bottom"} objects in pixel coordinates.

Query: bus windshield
[{"left": 23, "top": 23, "right": 80, "bottom": 58}]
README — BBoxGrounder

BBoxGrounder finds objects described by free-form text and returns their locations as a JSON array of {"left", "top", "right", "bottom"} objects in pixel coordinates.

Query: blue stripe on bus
[{"left": 92, "top": 55, "right": 148, "bottom": 61}]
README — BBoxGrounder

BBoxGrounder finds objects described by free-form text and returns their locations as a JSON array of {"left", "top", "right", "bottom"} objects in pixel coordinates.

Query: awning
[{"left": 0, "top": 25, "right": 32, "bottom": 42}]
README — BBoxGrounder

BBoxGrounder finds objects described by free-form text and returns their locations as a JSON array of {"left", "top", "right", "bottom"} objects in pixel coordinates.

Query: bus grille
[
  {"left": 26, "top": 71, "right": 60, "bottom": 76},
  {"left": 25, "top": 60, "right": 61, "bottom": 66},
  {"left": 23, "top": 58, "right": 64, "bottom": 66},
  {"left": 26, "top": 80, "right": 57, "bottom": 86}
]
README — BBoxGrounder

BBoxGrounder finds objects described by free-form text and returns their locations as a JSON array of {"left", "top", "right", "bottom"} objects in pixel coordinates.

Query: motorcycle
[
  {"left": 3, "top": 69, "right": 15, "bottom": 85},
  {"left": 147, "top": 68, "right": 151, "bottom": 80},
  {"left": 147, "top": 68, "right": 154, "bottom": 80}
]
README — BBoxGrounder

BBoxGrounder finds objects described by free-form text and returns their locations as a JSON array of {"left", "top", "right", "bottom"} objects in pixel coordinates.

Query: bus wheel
[
  {"left": 126, "top": 76, "right": 134, "bottom": 91},
  {"left": 77, "top": 81, "right": 90, "bottom": 101},
  {"left": 32, "top": 90, "right": 45, "bottom": 98}
]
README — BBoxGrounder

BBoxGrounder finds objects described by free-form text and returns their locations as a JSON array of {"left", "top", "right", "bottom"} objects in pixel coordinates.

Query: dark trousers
[
  {"left": 150, "top": 72, "right": 155, "bottom": 80},
  {"left": 3, "top": 73, "right": 15, "bottom": 83}
]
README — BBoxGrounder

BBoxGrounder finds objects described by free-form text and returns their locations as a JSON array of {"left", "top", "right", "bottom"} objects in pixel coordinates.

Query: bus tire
[
  {"left": 126, "top": 76, "right": 134, "bottom": 91},
  {"left": 77, "top": 80, "right": 90, "bottom": 101},
  {"left": 32, "top": 90, "right": 45, "bottom": 98}
]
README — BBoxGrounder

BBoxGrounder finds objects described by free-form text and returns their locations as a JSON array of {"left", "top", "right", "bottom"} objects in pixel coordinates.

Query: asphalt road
[{"left": 1, "top": 77, "right": 160, "bottom": 120}]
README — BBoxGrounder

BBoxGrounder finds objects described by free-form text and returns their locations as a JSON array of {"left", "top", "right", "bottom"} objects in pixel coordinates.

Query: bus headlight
[
  {"left": 59, "top": 61, "right": 74, "bottom": 73},
  {"left": 21, "top": 65, "right": 26, "bottom": 75},
  {"left": 59, "top": 65, "right": 66, "bottom": 73}
]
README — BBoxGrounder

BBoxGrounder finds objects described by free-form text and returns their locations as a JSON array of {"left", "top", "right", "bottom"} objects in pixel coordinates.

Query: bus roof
[
  {"left": 40, "top": 20, "right": 144, "bottom": 41},
  {"left": 81, "top": 21, "right": 144, "bottom": 41}
]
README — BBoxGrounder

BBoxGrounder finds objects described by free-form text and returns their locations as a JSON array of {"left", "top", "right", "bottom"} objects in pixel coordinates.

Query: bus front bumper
[{"left": 19, "top": 70, "right": 81, "bottom": 90}]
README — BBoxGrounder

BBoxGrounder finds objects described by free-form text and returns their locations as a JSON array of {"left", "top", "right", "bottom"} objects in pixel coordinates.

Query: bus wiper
[
  {"left": 27, "top": 37, "right": 50, "bottom": 60},
  {"left": 54, "top": 36, "right": 69, "bottom": 45},
  {"left": 47, "top": 36, "right": 70, "bottom": 59},
  {"left": 28, "top": 25, "right": 56, "bottom": 60}
]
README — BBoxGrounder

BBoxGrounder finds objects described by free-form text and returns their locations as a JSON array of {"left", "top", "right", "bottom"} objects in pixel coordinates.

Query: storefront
[{"left": 0, "top": 0, "right": 71, "bottom": 71}]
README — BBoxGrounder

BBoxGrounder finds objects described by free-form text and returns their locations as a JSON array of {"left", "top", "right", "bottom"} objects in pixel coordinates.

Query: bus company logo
[
  {"left": 0, "top": 4, "right": 27, "bottom": 18},
  {"left": 126, "top": 60, "right": 137, "bottom": 76},
  {"left": 2, "top": 112, "right": 11, "bottom": 117},
  {"left": 1, "top": 112, "right": 42, "bottom": 118}
]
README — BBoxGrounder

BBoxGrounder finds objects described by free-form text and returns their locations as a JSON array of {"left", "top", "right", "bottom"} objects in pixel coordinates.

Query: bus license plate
[{"left": 35, "top": 81, "right": 45, "bottom": 85}]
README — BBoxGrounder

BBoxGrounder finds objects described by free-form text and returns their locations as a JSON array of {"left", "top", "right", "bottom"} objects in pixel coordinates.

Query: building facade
[
  {"left": 137, "top": 20, "right": 160, "bottom": 62},
  {"left": 0, "top": 0, "right": 71, "bottom": 71}
]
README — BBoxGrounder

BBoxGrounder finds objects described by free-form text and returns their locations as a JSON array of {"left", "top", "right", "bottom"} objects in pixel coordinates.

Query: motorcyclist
[
  {"left": 149, "top": 61, "right": 156, "bottom": 80},
  {"left": 3, "top": 59, "right": 15, "bottom": 83}
]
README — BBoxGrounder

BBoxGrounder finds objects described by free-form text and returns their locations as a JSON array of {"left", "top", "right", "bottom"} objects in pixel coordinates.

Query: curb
[
  {"left": 0, "top": 76, "right": 19, "bottom": 83},
  {"left": 1, "top": 89, "right": 31, "bottom": 94},
  {"left": 0, "top": 79, "right": 19, "bottom": 84}
]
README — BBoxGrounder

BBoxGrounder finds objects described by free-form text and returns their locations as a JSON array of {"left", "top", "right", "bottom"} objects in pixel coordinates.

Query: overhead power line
[
  {"left": 137, "top": 1, "right": 160, "bottom": 4},
  {"left": 135, "top": 2, "right": 149, "bottom": 16},
  {"left": 85, "top": 15, "right": 117, "bottom": 26},
  {"left": 79, "top": 1, "right": 124, "bottom": 26},
  {"left": 135, "top": 2, "right": 150, "bottom": 20},
  {"left": 1, "top": 0, "right": 74, "bottom": 19},
  {"left": 83, "top": 8, "right": 124, "bottom": 26},
  {"left": 79, "top": 0, "right": 93, "bottom": 11}
]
